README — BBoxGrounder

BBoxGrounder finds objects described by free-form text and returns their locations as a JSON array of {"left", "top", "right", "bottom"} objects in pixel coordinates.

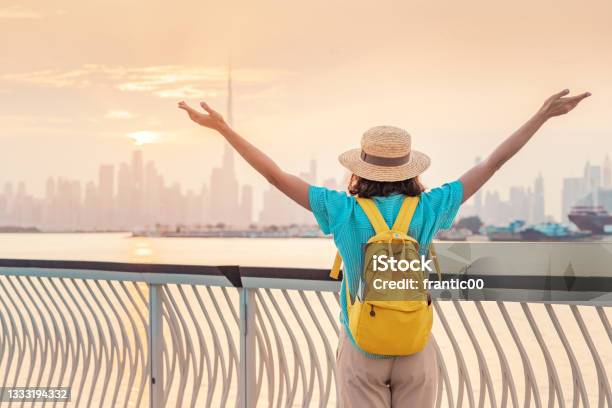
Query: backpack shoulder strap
[
  {"left": 429, "top": 242, "right": 442, "bottom": 281},
  {"left": 392, "top": 196, "right": 420, "bottom": 233},
  {"left": 391, "top": 196, "right": 443, "bottom": 281},
  {"left": 356, "top": 197, "right": 389, "bottom": 234},
  {"left": 328, "top": 252, "right": 353, "bottom": 310},
  {"left": 330, "top": 197, "right": 388, "bottom": 280},
  {"left": 330, "top": 251, "right": 342, "bottom": 279}
]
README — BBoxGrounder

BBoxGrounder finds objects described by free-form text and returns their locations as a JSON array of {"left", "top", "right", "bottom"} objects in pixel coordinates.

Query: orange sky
[{"left": 1, "top": 0, "right": 611, "bottom": 219}]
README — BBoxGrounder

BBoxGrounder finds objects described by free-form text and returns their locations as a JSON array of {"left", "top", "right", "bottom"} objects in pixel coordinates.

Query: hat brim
[{"left": 338, "top": 148, "right": 431, "bottom": 182}]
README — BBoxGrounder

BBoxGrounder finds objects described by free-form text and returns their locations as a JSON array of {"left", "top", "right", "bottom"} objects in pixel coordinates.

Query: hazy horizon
[{"left": 2, "top": 0, "right": 612, "bottom": 219}]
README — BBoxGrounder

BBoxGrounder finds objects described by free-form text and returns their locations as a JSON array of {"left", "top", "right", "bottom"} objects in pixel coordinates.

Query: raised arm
[
  {"left": 460, "top": 89, "right": 591, "bottom": 203},
  {"left": 178, "top": 101, "right": 310, "bottom": 209}
]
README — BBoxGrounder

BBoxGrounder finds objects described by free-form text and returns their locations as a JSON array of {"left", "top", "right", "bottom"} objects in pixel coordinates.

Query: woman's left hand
[{"left": 537, "top": 89, "right": 591, "bottom": 119}]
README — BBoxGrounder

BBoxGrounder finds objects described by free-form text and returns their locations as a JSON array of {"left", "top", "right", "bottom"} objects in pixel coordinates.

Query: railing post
[
  {"left": 149, "top": 283, "right": 163, "bottom": 408},
  {"left": 239, "top": 287, "right": 256, "bottom": 408}
]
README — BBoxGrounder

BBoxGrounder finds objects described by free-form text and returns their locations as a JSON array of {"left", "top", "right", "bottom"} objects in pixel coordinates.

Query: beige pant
[{"left": 336, "top": 328, "right": 438, "bottom": 408}]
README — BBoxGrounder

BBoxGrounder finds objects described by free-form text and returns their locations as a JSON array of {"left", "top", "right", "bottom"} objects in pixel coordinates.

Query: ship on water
[
  {"left": 483, "top": 219, "right": 590, "bottom": 241},
  {"left": 519, "top": 222, "right": 590, "bottom": 241},
  {"left": 436, "top": 228, "right": 472, "bottom": 241},
  {"left": 568, "top": 205, "right": 612, "bottom": 234},
  {"left": 132, "top": 225, "right": 325, "bottom": 238},
  {"left": 482, "top": 220, "right": 525, "bottom": 241}
]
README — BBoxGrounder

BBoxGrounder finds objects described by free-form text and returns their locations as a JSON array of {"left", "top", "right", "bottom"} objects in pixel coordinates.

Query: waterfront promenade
[{"left": 0, "top": 242, "right": 610, "bottom": 407}]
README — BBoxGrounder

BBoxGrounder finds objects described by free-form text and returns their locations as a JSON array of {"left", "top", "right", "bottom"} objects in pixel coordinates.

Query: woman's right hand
[{"left": 178, "top": 101, "right": 227, "bottom": 131}]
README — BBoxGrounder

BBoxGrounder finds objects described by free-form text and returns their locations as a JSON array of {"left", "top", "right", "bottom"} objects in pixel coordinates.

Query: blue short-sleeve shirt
[{"left": 309, "top": 180, "right": 463, "bottom": 357}]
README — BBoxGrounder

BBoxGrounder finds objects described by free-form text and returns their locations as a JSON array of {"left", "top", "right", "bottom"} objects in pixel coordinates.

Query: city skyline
[
  {"left": 459, "top": 167, "right": 547, "bottom": 226},
  {"left": 0, "top": 149, "right": 333, "bottom": 230},
  {"left": 2, "top": 150, "right": 611, "bottom": 231}
]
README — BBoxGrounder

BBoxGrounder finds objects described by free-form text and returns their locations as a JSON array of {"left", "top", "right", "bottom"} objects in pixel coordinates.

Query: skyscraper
[
  {"left": 116, "top": 162, "right": 132, "bottom": 228},
  {"left": 43, "top": 177, "right": 57, "bottom": 229},
  {"left": 208, "top": 146, "right": 240, "bottom": 225},
  {"left": 83, "top": 181, "right": 97, "bottom": 229},
  {"left": 509, "top": 186, "right": 530, "bottom": 222},
  {"left": 240, "top": 185, "right": 254, "bottom": 227},
  {"left": 532, "top": 172, "right": 545, "bottom": 223},
  {"left": 584, "top": 161, "right": 601, "bottom": 191},
  {"left": 562, "top": 177, "right": 585, "bottom": 222},
  {"left": 98, "top": 164, "right": 114, "bottom": 228},
  {"left": 208, "top": 63, "right": 241, "bottom": 226}
]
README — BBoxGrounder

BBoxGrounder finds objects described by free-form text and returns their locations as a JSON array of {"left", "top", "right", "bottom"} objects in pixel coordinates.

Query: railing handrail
[
  {"left": 1, "top": 258, "right": 610, "bottom": 286},
  {"left": 1, "top": 258, "right": 610, "bottom": 305},
  {"left": 0, "top": 258, "right": 227, "bottom": 275}
]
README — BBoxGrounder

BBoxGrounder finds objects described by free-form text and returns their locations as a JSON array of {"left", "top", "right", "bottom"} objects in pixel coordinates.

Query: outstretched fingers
[
  {"left": 178, "top": 101, "right": 198, "bottom": 113},
  {"left": 564, "top": 92, "right": 592, "bottom": 103},
  {"left": 178, "top": 101, "right": 217, "bottom": 115},
  {"left": 200, "top": 101, "right": 214, "bottom": 114},
  {"left": 550, "top": 89, "right": 570, "bottom": 100},
  {"left": 560, "top": 92, "right": 592, "bottom": 111},
  {"left": 200, "top": 101, "right": 224, "bottom": 120}
]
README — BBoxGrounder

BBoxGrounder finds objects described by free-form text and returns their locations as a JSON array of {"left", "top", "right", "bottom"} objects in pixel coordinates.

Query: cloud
[
  {"left": 127, "top": 130, "right": 162, "bottom": 146},
  {"left": 0, "top": 6, "right": 43, "bottom": 19},
  {"left": 153, "top": 87, "right": 218, "bottom": 99},
  {"left": 0, "top": 114, "right": 72, "bottom": 124},
  {"left": 0, "top": 68, "right": 95, "bottom": 87},
  {"left": 0, "top": 64, "right": 293, "bottom": 98},
  {"left": 105, "top": 110, "right": 134, "bottom": 120}
]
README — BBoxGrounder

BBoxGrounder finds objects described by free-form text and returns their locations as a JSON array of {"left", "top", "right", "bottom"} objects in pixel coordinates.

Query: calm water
[
  {"left": 0, "top": 233, "right": 610, "bottom": 406},
  {"left": 0, "top": 232, "right": 337, "bottom": 267}
]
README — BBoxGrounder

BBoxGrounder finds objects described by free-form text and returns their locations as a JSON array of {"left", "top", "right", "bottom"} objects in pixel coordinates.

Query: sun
[{"left": 127, "top": 130, "right": 161, "bottom": 146}]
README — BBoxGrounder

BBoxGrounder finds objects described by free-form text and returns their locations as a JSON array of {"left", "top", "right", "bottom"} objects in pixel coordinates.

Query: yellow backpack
[{"left": 329, "top": 196, "right": 441, "bottom": 356}]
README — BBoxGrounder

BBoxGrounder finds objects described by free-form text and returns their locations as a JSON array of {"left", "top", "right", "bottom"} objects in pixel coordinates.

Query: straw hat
[{"left": 338, "top": 126, "right": 430, "bottom": 182}]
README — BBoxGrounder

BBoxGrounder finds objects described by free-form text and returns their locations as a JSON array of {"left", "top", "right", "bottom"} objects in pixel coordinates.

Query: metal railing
[{"left": 0, "top": 242, "right": 610, "bottom": 407}]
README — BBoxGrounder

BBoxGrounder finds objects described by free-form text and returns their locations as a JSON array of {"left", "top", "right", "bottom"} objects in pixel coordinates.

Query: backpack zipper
[{"left": 369, "top": 304, "right": 376, "bottom": 317}]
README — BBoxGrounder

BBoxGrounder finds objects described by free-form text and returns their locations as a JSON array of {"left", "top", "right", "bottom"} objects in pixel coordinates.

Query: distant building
[
  {"left": 604, "top": 155, "right": 611, "bottom": 188},
  {"left": 509, "top": 186, "right": 531, "bottom": 222},
  {"left": 462, "top": 171, "right": 546, "bottom": 225},
  {"left": 83, "top": 181, "right": 97, "bottom": 229},
  {"left": 116, "top": 162, "right": 132, "bottom": 229},
  {"left": 561, "top": 157, "right": 609, "bottom": 222},
  {"left": 208, "top": 143, "right": 240, "bottom": 226},
  {"left": 584, "top": 161, "right": 601, "bottom": 192},
  {"left": 239, "top": 185, "right": 253, "bottom": 227},
  {"left": 257, "top": 159, "right": 321, "bottom": 226},
  {"left": 577, "top": 188, "right": 612, "bottom": 212},
  {"left": 561, "top": 177, "right": 586, "bottom": 222},
  {"left": 207, "top": 64, "right": 246, "bottom": 227},
  {"left": 259, "top": 185, "right": 297, "bottom": 226},
  {"left": 532, "top": 173, "right": 545, "bottom": 223},
  {"left": 98, "top": 164, "right": 114, "bottom": 228}
]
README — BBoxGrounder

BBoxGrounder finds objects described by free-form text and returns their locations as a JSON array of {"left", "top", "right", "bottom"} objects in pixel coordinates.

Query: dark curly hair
[{"left": 348, "top": 174, "right": 425, "bottom": 198}]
